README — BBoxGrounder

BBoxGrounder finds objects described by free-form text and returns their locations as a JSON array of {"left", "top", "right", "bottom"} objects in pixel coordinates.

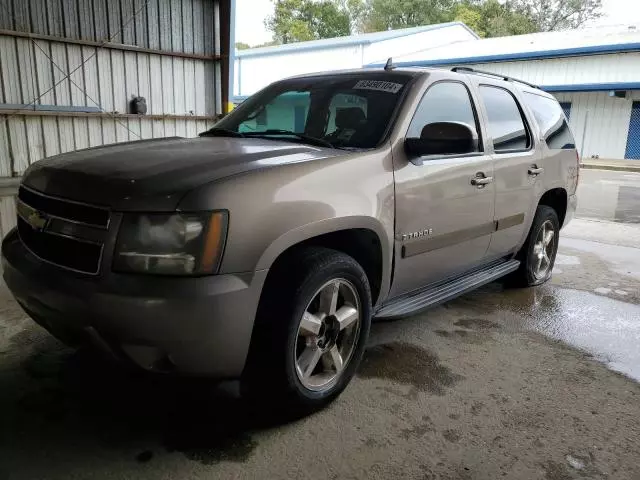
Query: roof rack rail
[{"left": 451, "top": 66, "right": 539, "bottom": 89}]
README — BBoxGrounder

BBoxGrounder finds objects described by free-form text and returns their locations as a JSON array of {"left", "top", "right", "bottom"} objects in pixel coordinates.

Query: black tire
[
  {"left": 506, "top": 205, "right": 560, "bottom": 288},
  {"left": 242, "top": 247, "right": 372, "bottom": 414}
]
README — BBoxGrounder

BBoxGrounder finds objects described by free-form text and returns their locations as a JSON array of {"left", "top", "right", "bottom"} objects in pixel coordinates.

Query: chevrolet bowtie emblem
[
  {"left": 27, "top": 210, "right": 48, "bottom": 230},
  {"left": 17, "top": 201, "right": 49, "bottom": 231}
]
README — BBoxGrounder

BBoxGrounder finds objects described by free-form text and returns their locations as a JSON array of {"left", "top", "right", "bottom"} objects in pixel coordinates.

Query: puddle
[
  {"left": 575, "top": 170, "right": 640, "bottom": 224},
  {"left": 358, "top": 342, "right": 464, "bottom": 394},
  {"left": 457, "top": 286, "right": 640, "bottom": 381},
  {"left": 615, "top": 185, "right": 640, "bottom": 223},
  {"left": 453, "top": 318, "right": 500, "bottom": 330},
  {"left": 434, "top": 329, "right": 486, "bottom": 344},
  {"left": 399, "top": 415, "right": 434, "bottom": 439},
  {"left": 561, "top": 238, "right": 640, "bottom": 281},
  {"left": 163, "top": 424, "right": 258, "bottom": 465}
]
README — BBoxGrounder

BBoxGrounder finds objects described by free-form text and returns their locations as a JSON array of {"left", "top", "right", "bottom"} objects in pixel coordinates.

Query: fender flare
[{"left": 256, "top": 215, "right": 393, "bottom": 303}]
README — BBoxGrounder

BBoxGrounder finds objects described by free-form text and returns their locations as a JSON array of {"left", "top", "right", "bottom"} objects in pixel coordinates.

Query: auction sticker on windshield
[{"left": 353, "top": 80, "right": 403, "bottom": 94}]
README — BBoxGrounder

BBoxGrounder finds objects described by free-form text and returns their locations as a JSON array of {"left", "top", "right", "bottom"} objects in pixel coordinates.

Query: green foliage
[
  {"left": 512, "top": 0, "right": 603, "bottom": 31},
  {"left": 360, "top": 0, "right": 455, "bottom": 32},
  {"left": 453, "top": 0, "right": 538, "bottom": 38},
  {"left": 235, "top": 42, "right": 251, "bottom": 50},
  {"left": 263, "top": 0, "right": 603, "bottom": 44},
  {"left": 266, "top": 0, "right": 353, "bottom": 43}
]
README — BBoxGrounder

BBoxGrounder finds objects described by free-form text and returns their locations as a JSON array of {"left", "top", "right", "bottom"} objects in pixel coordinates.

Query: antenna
[{"left": 384, "top": 57, "right": 395, "bottom": 71}]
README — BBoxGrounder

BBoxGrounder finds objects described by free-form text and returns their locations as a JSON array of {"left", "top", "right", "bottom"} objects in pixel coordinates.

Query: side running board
[{"left": 375, "top": 259, "right": 520, "bottom": 319}]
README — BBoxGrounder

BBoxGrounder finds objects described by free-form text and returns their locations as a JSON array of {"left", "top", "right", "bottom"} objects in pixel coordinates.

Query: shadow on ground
[{"left": 0, "top": 332, "right": 304, "bottom": 469}]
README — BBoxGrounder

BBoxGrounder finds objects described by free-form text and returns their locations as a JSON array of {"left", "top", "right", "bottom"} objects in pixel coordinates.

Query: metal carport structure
[{"left": 0, "top": 0, "right": 235, "bottom": 235}]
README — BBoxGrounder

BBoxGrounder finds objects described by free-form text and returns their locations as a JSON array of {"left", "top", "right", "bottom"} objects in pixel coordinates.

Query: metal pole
[{"left": 580, "top": 110, "right": 590, "bottom": 160}]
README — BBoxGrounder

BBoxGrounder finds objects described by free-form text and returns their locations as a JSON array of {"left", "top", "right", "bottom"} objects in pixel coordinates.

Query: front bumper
[{"left": 2, "top": 228, "right": 267, "bottom": 378}]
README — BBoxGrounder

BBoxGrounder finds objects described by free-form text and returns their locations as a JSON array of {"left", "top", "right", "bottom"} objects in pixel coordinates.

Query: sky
[{"left": 234, "top": 0, "right": 638, "bottom": 46}]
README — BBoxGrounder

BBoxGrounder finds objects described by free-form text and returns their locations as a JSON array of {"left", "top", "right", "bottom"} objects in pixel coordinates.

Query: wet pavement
[
  {"left": 454, "top": 283, "right": 640, "bottom": 381},
  {"left": 0, "top": 169, "right": 639, "bottom": 479},
  {"left": 576, "top": 169, "right": 640, "bottom": 223}
]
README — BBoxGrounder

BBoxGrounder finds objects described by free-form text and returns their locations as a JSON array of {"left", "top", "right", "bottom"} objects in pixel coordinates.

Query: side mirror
[{"left": 405, "top": 121, "right": 477, "bottom": 165}]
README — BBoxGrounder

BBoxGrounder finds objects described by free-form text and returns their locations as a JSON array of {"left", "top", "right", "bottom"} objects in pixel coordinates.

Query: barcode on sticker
[{"left": 353, "top": 80, "right": 403, "bottom": 94}]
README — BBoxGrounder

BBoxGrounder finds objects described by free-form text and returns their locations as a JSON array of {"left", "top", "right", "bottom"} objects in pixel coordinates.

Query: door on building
[
  {"left": 391, "top": 80, "right": 495, "bottom": 297},
  {"left": 560, "top": 102, "right": 572, "bottom": 121},
  {"left": 625, "top": 101, "right": 640, "bottom": 160}
]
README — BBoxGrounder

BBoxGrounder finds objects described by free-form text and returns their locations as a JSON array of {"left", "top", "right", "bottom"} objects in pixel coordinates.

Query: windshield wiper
[
  {"left": 199, "top": 127, "right": 245, "bottom": 138},
  {"left": 243, "top": 129, "right": 334, "bottom": 149}
]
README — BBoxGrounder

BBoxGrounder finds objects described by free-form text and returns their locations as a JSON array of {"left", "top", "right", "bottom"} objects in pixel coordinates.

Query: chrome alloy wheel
[
  {"left": 294, "top": 278, "right": 361, "bottom": 391},
  {"left": 532, "top": 219, "right": 556, "bottom": 280}
]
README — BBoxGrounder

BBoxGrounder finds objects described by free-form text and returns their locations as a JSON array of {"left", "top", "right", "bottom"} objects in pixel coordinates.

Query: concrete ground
[
  {"left": 1, "top": 169, "right": 639, "bottom": 480},
  {"left": 580, "top": 158, "right": 640, "bottom": 173}
]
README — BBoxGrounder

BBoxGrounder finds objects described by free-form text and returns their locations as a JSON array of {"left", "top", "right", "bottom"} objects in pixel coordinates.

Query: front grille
[
  {"left": 16, "top": 187, "right": 108, "bottom": 275},
  {"left": 18, "top": 186, "right": 110, "bottom": 228},
  {"left": 18, "top": 218, "right": 103, "bottom": 274}
]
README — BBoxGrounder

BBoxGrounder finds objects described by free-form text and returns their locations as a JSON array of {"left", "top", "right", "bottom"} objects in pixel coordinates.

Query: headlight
[{"left": 113, "top": 211, "right": 228, "bottom": 275}]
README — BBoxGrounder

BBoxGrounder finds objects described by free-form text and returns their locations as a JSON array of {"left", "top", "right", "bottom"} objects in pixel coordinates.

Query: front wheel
[
  {"left": 242, "top": 247, "right": 372, "bottom": 413},
  {"left": 507, "top": 205, "right": 560, "bottom": 287}
]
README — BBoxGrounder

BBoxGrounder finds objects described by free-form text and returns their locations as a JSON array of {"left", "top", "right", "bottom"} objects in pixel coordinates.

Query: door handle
[
  {"left": 528, "top": 166, "right": 544, "bottom": 176},
  {"left": 470, "top": 175, "right": 493, "bottom": 187}
]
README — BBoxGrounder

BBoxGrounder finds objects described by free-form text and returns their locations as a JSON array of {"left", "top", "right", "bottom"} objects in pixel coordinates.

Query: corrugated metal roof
[
  {"left": 236, "top": 22, "right": 479, "bottom": 58},
  {"left": 367, "top": 24, "right": 640, "bottom": 67}
]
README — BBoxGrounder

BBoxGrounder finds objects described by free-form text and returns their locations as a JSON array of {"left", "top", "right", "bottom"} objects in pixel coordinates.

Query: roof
[
  {"left": 236, "top": 22, "right": 479, "bottom": 58},
  {"left": 366, "top": 23, "right": 640, "bottom": 67}
]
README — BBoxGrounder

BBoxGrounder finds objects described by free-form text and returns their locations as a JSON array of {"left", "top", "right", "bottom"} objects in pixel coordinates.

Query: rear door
[
  {"left": 390, "top": 77, "right": 495, "bottom": 297},
  {"left": 472, "top": 80, "right": 540, "bottom": 258}
]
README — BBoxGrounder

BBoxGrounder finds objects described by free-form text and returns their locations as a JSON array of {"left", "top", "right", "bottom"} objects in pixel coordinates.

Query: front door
[{"left": 390, "top": 80, "right": 495, "bottom": 297}]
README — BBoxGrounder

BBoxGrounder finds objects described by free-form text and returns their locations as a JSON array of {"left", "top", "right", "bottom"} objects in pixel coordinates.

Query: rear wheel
[
  {"left": 242, "top": 247, "right": 372, "bottom": 413},
  {"left": 507, "top": 205, "right": 560, "bottom": 287}
]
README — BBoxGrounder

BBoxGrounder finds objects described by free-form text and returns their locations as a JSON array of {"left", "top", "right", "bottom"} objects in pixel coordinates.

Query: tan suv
[{"left": 2, "top": 66, "right": 579, "bottom": 411}]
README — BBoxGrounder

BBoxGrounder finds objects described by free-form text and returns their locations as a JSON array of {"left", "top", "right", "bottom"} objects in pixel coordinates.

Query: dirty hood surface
[{"left": 22, "top": 137, "right": 347, "bottom": 211}]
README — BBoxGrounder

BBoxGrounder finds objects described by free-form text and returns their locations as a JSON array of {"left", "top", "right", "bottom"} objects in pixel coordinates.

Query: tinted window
[
  {"left": 408, "top": 82, "right": 479, "bottom": 146},
  {"left": 218, "top": 73, "right": 413, "bottom": 149},
  {"left": 524, "top": 92, "right": 576, "bottom": 150},
  {"left": 479, "top": 86, "right": 530, "bottom": 152},
  {"left": 238, "top": 91, "right": 311, "bottom": 134}
]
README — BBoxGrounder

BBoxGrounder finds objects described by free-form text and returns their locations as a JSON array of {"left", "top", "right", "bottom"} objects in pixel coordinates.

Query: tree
[
  {"left": 513, "top": 0, "right": 602, "bottom": 31},
  {"left": 264, "top": 0, "right": 603, "bottom": 45},
  {"left": 235, "top": 42, "right": 251, "bottom": 50},
  {"left": 453, "top": 0, "right": 537, "bottom": 37},
  {"left": 360, "top": 0, "right": 456, "bottom": 32},
  {"left": 266, "top": 0, "right": 353, "bottom": 43}
]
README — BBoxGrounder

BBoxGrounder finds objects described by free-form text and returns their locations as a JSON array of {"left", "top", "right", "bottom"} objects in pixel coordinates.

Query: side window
[
  {"left": 479, "top": 86, "right": 530, "bottom": 152},
  {"left": 524, "top": 92, "right": 576, "bottom": 150},
  {"left": 407, "top": 82, "right": 480, "bottom": 150},
  {"left": 238, "top": 91, "right": 311, "bottom": 133}
]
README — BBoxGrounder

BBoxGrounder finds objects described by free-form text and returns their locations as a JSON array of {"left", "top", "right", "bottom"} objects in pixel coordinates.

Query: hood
[{"left": 22, "top": 137, "right": 348, "bottom": 211}]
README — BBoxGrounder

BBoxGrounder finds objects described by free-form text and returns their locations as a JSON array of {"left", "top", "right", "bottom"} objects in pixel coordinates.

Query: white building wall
[
  {"left": 364, "top": 25, "right": 475, "bottom": 65},
  {"left": 461, "top": 53, "right": 640, "bottom": 87},
  {"left": 552, "top": 91, "right": 640, "bottom": 159},
  {"left": 389, "top": 24, "right": 640, "bottom": 65},
  {"left": 235, "top": 45, "right": 363, "bottom": 98},
  {"left": 234, "top": 24, "right": 478, "bottom": 98},
  {"left": 453, "top": 55, "right": 640, "bottom": 160}
]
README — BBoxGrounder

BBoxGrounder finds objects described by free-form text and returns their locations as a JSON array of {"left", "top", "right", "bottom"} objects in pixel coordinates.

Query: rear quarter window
[{"left": 523, "top": 92, "right": 576, "bottom": 150}]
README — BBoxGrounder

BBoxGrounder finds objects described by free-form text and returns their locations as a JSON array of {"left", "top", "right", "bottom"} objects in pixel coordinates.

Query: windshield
[{"left": 213, "top": 73, "right": 414, "bottom": 149}]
